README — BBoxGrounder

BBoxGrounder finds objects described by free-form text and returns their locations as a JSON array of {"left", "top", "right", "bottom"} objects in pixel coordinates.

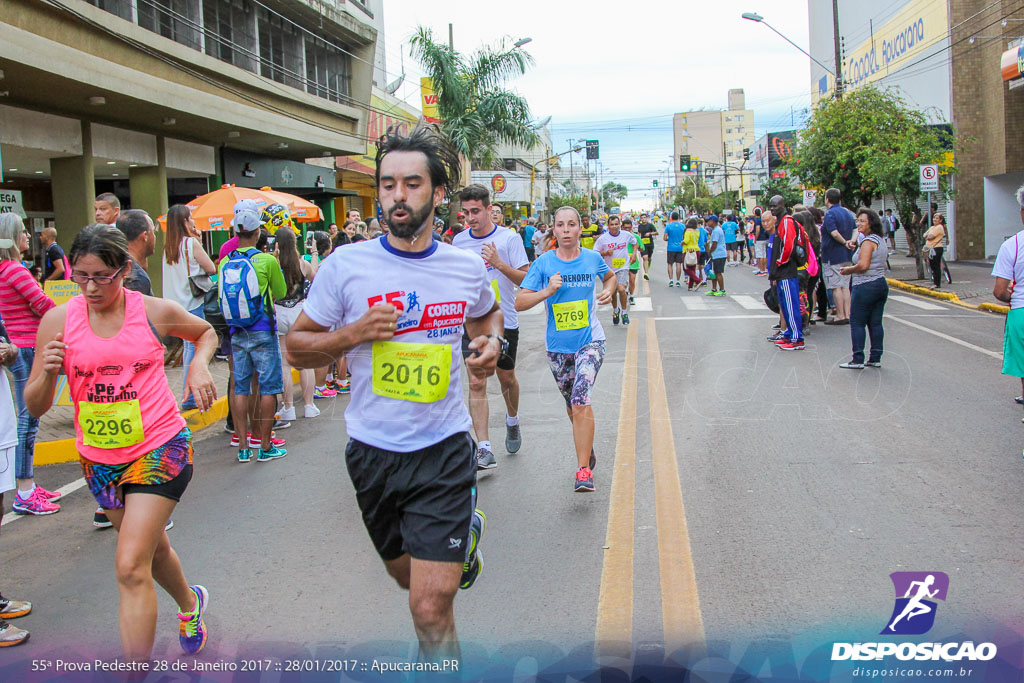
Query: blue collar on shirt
[
  {"left": 469, "top": 225, "right": 498, "bottom": 240},
  {"left": 378, "top": 233, "right": 438, "bottom": 259}
]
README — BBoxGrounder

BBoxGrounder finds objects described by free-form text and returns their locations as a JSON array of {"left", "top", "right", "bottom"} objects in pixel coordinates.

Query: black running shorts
[
  {"left": 345, "top": 432, "right": 477, "bottom": 563},
  {"left": 666, "top": 251, "right": 684, "bottom": 265},
  {"left": 461, "top": 327, "right": 519, "bottom": 371}
]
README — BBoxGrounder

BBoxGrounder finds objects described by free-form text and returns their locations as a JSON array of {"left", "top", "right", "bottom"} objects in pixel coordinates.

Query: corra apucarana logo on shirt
[{"left": 368, "top": 291, "right": 466, "bottom": 336}]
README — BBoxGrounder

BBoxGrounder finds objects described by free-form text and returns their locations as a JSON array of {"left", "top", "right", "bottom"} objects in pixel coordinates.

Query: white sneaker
[
  {"left": 304, "top": 403, "right": 321, "bottom": 418},
  {"left": 278, "top": 405, "right": 296, "bottom": 421}
]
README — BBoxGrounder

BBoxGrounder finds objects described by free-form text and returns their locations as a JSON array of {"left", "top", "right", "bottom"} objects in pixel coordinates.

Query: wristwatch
[{"left": 485, "top": 334, "right": 509, "bottom": 356}]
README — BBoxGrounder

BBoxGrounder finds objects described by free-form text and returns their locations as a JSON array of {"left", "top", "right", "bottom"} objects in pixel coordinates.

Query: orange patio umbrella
[{"left": 158, "top": 185, "right": 323, "bottom": 231}]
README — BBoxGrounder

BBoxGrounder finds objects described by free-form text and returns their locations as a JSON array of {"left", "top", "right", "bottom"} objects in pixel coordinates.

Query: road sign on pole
[
  {"left": 803, "top": 190, "right": 817, "bottom": 205},
  {"left": 919, "top": 164, "right": 939, "bottom": 193}
]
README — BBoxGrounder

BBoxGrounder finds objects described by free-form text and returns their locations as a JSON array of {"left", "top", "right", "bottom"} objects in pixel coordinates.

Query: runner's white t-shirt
[
  {"left": 451, "top": 225, "right": 529, "bottom": 330},
  {"left": 592, "top": 230, "right": 633, "bottom": 272},
  {"left": 992, "top": 229, "right": 1024, "bottom": 309},
  {"left": 303, "top": 236, "right": 496, "bottom": 452}
]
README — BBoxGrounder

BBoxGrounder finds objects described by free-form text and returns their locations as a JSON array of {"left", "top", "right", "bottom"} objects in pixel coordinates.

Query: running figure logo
[
  {"left": 406, "top": 291, "right": 422, "bottom": 313},
  {"left": 881, "top": 572, "right": 949, "bottom": 635}
]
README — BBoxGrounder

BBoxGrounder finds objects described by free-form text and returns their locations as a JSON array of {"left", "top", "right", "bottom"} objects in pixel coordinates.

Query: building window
[
  {"left": 736, "top": 115, "right": 744, "bottom": 121},
  {"left": 138, "top": 0, "right": 202, "bottom": 51},
  {"left": 725, "top": 116, "right": 732, "bottom": 121},
  {"left": 84, "top": 0, "right": 134, "bottom": 21},
  {"left": 257, "top": 7, "right": 304, "bottom": 89},
  {"left": 202, "top": 0, "right": 257, "bottom": 73},
  {"left": 305, "top": 36, "right": 352, "bottom": 102}
]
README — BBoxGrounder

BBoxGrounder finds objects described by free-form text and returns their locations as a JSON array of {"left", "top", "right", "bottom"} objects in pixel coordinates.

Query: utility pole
[
  {"left": 722, "top": 141, "right": 729, "bottom": 209},
  {"left": 448, "top": 23, "right": 454, "bottom": 50},
  {"left": 567, "top": 139, "right": 574, "bottom": 190},
  {"left": 832, "top": 0, "right": 844, "bottom": 99}
]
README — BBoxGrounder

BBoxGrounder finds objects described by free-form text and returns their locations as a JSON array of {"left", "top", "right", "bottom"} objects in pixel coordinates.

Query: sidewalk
[
  {"left": 885, "top": 252, "right": 1005, "bottom": 310},
  {"left": 34, "top": 357, "right": 234, "bottom": 465}
]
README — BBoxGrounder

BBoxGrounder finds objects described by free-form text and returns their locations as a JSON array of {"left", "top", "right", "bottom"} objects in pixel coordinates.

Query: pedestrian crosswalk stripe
[
  {"left": 680, "top": 297, "right": 708, "bottom": 311},
  {"left": 888, "top": 295, "right": 946, "bottom": 310},
  {"left": 630, "top": 297, "right": 653, "bottom": 312},
  {"left": 729, "top": 295, "right": 765, "bottom": 310}
]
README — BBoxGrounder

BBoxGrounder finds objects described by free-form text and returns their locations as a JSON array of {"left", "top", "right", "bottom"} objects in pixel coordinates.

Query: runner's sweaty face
[
  {"left": 462, "top": 199, "right": 490, "bottom": 231},
  {"left": 553, "top": 209, "right": 582, "bottom": 249},
  {"left": 378, "top": 150, "right": 444, "bottom": 240}
]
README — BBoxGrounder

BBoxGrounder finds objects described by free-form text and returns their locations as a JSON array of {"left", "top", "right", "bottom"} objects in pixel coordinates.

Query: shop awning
[{"left": 1001, "top": 44, "right": 1023, "bottom": 86}]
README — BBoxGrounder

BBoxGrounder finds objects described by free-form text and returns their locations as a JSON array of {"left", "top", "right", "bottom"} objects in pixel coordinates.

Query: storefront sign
[
  {"left": 338, "top": 91, "right": 420, "bottom": 176},
  {"left": 815, "top": 0, "right": 948, "bottom": 100},
  {"left": 470, "top": 171, "right": 531, "bottom": 202},
  {"left": 421, "top": 78, "right": 440, "bottom": 124},
  {"left": 0, "top": 190, "right": 27, "bottom": 218},
  {"left": 1001, "top": 44, "right": 1024, "bottom": 83},
  {"left": 44, "top": 280, "right": 79, "bottom": 305}
]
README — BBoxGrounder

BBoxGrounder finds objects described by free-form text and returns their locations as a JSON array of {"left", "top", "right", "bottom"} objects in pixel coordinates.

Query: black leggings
[{"left": 930, "top": 247, "right": 943, "bottom": 287}]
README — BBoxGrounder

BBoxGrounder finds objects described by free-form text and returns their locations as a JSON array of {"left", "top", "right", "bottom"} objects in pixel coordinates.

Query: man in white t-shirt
[
  {"left": 452, "top": 184, "right": 531, "bottom": 469},
  {"left": 285, "top": 126, "right": 503, "bottom": 662},
  {"left": 593, "top": 214, "right": 635, "bottom": 326},
  {"left": 993, "top": 184, "right": 1024, "bottom": 417}
]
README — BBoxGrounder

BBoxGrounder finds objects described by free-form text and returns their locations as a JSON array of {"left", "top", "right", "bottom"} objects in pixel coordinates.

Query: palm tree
[{"left": 409, "top": 27, "right": 539, "bottom": 169}]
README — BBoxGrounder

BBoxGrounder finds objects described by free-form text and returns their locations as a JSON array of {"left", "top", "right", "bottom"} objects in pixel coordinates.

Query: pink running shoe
[
  {"left": 11, "top": 489, "right": 60, "bottom": 516},
  {"left": 37, "top": 487, "right": 62, "bottom": 501}
]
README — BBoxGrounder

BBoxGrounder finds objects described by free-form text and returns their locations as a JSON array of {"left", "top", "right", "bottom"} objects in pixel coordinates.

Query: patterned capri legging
[{"left": 546, "top": 341, "right": 606, "bottom": 407}]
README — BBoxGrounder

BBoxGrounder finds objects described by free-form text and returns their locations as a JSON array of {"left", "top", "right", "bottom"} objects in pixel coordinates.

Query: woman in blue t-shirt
[{"left": 517, "top": 207, "right": 616, "bottom": 494}]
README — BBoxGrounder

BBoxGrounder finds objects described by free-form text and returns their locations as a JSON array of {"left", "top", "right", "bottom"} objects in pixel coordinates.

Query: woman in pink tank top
[{"left": 23, "top": 225, "right": 218, "bottom": 663}]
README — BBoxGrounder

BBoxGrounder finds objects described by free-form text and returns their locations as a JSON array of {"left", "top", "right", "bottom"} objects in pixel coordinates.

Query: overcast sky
[{"left": 382, "top": 1, "right": 818, "bottom": 209}]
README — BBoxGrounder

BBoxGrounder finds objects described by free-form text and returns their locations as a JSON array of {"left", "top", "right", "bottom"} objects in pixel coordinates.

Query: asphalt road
[{"left": 2, "top": 257, "right": 1021, "bottom": 679}]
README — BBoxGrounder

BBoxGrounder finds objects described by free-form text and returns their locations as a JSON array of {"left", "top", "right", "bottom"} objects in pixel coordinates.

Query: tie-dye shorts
[
  {"left": 546, "top": 341, "right": 606, "bottom": 407},
  {"left": 80, "top": 428, "right": 193, "bottom": 510}
]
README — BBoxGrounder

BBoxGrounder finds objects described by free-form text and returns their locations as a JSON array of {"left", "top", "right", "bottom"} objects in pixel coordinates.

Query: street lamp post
[
  {"left": 531, "top": 145, "right": 582, "bottom": 220},
  {"left": 742, "top": 11, "right": 842, "bottom": 98}
]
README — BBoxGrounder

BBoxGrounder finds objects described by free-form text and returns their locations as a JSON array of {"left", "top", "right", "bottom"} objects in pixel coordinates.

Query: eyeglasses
[{"left": 69, "top": 265, "right": 126, "bottom": 286}]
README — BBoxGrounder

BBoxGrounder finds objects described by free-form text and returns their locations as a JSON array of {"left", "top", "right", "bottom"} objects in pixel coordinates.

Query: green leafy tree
[
  {"left": 758, "top": 176, "right": 802, "bottom": 209},
  {"left": 548, "top": 193, "right": 592, "bottom": 218},
  {"left": 787, "top": 85, "right": 958, "bottom": 277},
  {"left": 600, "top": 182, "right": 628, "bottom": 209},
  {"left": 410, "top": 27, "right": 539, "bottom": 169}
]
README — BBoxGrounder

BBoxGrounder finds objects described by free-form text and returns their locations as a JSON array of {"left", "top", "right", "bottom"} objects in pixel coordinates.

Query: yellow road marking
[
  {"left": 645, "top": 317, "right": 706, "bottom": 653},
  {"left": 595, "top": 322, "right": 639, "bottom": 659}
]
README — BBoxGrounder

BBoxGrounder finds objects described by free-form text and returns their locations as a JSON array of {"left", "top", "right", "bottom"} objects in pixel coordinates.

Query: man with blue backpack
[{"left": 218, "top": 207, "right": 287, "bottom": 463}]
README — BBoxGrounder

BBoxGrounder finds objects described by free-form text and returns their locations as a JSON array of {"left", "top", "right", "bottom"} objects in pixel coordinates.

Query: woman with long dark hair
[
  {"left": 273, "top": 229, "right": 318, "bottom": 421},
  {"left": 839, "top": 208, "right": 889, "bottom": 369},
  {"left": 161, "top": 205, "right": 216, "bottom": 409}
]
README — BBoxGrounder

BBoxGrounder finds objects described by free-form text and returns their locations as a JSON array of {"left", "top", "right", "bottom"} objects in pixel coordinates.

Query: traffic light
[
  {"left": 653, "top": 179, "right": 658, "bottom": 187},
  {"left": 679, "top": 154, "right": 691, "bottom": 172},
  {"left": 743, "top": 148, "right": 750, "bottom": 161}
]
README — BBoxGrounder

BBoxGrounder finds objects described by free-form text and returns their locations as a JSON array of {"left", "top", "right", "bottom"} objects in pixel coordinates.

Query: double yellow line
[{"left": 595, "top": 319, "right": 705, "bottom": 658}]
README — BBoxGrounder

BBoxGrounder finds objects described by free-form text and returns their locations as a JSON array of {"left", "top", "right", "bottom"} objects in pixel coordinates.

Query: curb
[
  {"left": 885, "top": 278, "right": 1008, "bottom": 315},
  {"left": 35, "top": 369, "right": 299, "bottom": 467}
]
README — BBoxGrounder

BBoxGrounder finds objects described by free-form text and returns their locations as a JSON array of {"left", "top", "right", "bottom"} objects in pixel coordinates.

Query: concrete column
[
  {"left": 130, "top": 136, "right": 169, "bottom": 296},
  {"left": 49, "top": 120, "right": 95, "bottom": 252},
  {"left": 320, "top": 197, "right": 337, "bottom": 230}
]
